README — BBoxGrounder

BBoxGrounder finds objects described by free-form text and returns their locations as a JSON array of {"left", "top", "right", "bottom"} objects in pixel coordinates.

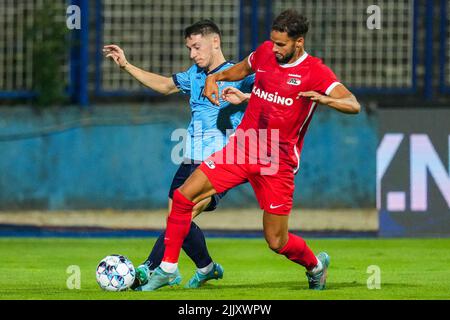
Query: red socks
[
  {"left": 278, "top": 233, "right": 318, "bottom": 271},
  {"left": 162, "top": 189, "right": 195, "bottom": 263}
]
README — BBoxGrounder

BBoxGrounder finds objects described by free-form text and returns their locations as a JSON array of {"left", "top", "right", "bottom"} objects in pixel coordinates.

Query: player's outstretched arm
[
  {"left": 204, "top": 58, "right": 253, "bottom": 105},
  {"left": 103, "top": 44, "right": 179, "bottom": 95},
  {"left": 298, "top": 84, "right": 361, "bottom": 114}
]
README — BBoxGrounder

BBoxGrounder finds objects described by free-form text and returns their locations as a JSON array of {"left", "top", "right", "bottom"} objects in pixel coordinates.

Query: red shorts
[{"left": 199, "top": 140, "right": 295, "bottom": 215}]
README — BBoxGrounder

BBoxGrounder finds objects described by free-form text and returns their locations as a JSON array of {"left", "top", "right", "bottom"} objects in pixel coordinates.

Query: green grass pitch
[{"left": 1, "top": 237, "right": 449, "bottom": 300}]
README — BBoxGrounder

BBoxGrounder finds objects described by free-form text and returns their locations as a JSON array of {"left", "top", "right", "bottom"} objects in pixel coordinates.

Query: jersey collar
[
  {"left": 206, "top": 61, "right": 233, "bottom": 75},
  {"left": 279, "top": 51, "right": 308, "bottom": 68}
]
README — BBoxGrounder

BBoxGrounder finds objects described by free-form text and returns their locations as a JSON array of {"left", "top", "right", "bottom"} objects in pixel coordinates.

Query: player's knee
[
  {"left": 265, "top": 230, "right": 290, "bottom": 252},
  {"left": 177, "top": 186, "right": 199, "bottom": 203},
  {"left": 265, "top": 235, "right": 285, "bottom": 252},
  {"left": 178, "top": 182, "right": 210, "bottom": 204}
]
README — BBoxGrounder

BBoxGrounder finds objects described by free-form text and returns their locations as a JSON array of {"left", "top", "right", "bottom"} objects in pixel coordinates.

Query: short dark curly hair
[
  {"left": 272, "top": 9, "right": 309, "bottom": 39},
  {"left": 184, "top": 19, "right": 222, "bottom": 39}
]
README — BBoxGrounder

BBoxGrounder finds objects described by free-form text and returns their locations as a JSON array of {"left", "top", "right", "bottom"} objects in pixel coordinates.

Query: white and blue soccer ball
[{"left": 96, "top": 254, "right": 136, "bottom": 291}]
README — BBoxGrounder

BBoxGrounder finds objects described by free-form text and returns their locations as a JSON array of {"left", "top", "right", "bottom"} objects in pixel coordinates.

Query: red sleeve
[
  {"left": 247, "top": 41, "right": 273, "bottom": 72},
  {"left": 310, "top": 61, "right": 341, "bottom": 96}
]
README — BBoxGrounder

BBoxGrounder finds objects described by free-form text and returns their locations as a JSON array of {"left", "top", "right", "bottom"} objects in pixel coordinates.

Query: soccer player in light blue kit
[{"left": 104, "top": 20, "right": 254, "bottom": 290}]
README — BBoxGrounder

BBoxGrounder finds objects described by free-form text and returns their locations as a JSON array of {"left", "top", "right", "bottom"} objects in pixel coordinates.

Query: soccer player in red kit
[{"left": 146, "top": 9, "right": 361, "bottom": 291}]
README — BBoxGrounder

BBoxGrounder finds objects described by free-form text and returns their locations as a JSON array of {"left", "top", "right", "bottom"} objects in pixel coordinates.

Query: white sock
[
  {"left": 197, "top": 262, "right": 214, "bottom": 275},
  {"left": 160, "top": 261, "right": 178, "bottom": 273},
  {"left": 308, "top": 259, "right": 323, "bottom": 275}
]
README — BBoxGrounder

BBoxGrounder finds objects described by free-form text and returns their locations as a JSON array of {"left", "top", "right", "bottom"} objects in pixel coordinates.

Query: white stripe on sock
[
  {"left": 198, "top": 262, "right": 214, "bottom": 275},
  {"left": 160, "top": 261, "right": 178, "bottom": 273},
  {"left": 308, "top": 259, "right": 323, "bottom": 275}
]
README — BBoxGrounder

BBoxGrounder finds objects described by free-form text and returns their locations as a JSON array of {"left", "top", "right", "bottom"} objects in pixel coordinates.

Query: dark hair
[
  {"left": 272, "top": 9, "right": 309, "bottom": 39},
  {"left": 184, "top": 19, "right": 222, "bottom": 39}
]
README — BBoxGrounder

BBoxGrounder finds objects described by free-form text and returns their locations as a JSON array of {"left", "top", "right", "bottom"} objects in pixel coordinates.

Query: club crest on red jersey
[
  {"left": 205, "top": 159, "right": 216, "bottom": 169},
  {"left": 287, "top": 78, "right": 301, "bottom": 86}
]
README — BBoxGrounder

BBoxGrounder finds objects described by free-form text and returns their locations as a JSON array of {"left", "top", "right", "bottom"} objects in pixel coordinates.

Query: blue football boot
[
  {"left": 135, "top": 266, "right": 182, "bottom": 291},
  {"left": 306, "top": 252, "right": 330, "bottom": 290},
  {"left": 185, "top": 262, "right": 224, "bottom": 289}
]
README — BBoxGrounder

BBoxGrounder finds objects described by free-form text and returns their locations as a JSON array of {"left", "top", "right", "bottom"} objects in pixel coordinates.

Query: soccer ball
[{"left": 95, "top": 254, "right": 136, "bottom": 291}]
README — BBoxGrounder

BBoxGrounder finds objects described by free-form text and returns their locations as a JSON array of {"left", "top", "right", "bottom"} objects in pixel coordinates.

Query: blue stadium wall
[{"left": 0, "top": 104, "right": 376, "bottom": 210}]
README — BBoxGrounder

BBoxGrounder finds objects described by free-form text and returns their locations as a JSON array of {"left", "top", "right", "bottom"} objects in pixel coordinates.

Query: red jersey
[{"left": 236, "top": 41, "right": 341, "bottom": 173}]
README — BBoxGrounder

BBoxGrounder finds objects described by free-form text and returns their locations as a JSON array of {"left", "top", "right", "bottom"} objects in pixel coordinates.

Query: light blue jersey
[{"left": 172, "top": 61, "right": 255, "bottom": 162}]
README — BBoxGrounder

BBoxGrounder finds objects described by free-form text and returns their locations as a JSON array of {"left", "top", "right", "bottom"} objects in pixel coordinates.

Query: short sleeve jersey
[
  {"left": 173, "top": 62, "right": 255, "bottom": 161},
  {"left": 238, "top": 41, "right": 341, "bottom": 172}
]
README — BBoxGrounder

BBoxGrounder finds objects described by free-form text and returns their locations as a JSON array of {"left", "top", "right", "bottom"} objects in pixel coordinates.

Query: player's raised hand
[
  {"left": 222, "top": 87, "right": 250, "bottom": 105},
  {"left": 297, "top": 91, "right": 331, "bottom": 105},
  {"left": 204, "top": 75, "right": 220, "bottom": 106},
  {"left": 103, "top": 44, "right": 128, "bottom": 68}
]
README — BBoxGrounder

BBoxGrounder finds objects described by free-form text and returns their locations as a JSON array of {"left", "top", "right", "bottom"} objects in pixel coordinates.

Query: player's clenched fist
[
  {"left": 103, "top": 44, "right": 129, "bottom": 68},
  {"left": 204, "top": 75, "right": 220, "bottom": 106}
]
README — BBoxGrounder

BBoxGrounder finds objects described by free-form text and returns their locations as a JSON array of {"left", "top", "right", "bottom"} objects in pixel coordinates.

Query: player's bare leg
[
  {"left": 263, "top": 211, "right": 330, "bottom": 290},
  {"left": 262, "top": 211, "right": 290, "bottom": 251}
]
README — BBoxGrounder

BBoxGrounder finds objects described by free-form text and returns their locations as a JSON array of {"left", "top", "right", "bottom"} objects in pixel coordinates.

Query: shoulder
[
  {"left": 303, "top": 54, "right": 321, "bottom": 66},
  {"left": 175, "top": 64, "right": 200, "bottom": 77},
  {"left": 305, "top": 55, "right": 337, "bottom": 78},
  {"left": 304, "top": 55, "right": 340, "bottom": 90},
  {"left": 256, "top": 41, "right": 273, "bottom": 54},
  {"left": 189, "top": 64, "right": 203, "bottom": 75},
  {"left": 248, "top": 41, "right": 274, "bottom": 67},
  {"left": 250, "top": 41, "right": 273, "bottom": 57},
  {"left": 220, "top": 61, "right": 236, "bottom": 71},
  {"left": 173, "top": 64, "right": 203, "bottom": 91},
  {"left": 306, "top": 55, "right": 332, "bottom": 71},
  {"left": 260, "top": 40, "right": 273, "bottom": 50}
]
